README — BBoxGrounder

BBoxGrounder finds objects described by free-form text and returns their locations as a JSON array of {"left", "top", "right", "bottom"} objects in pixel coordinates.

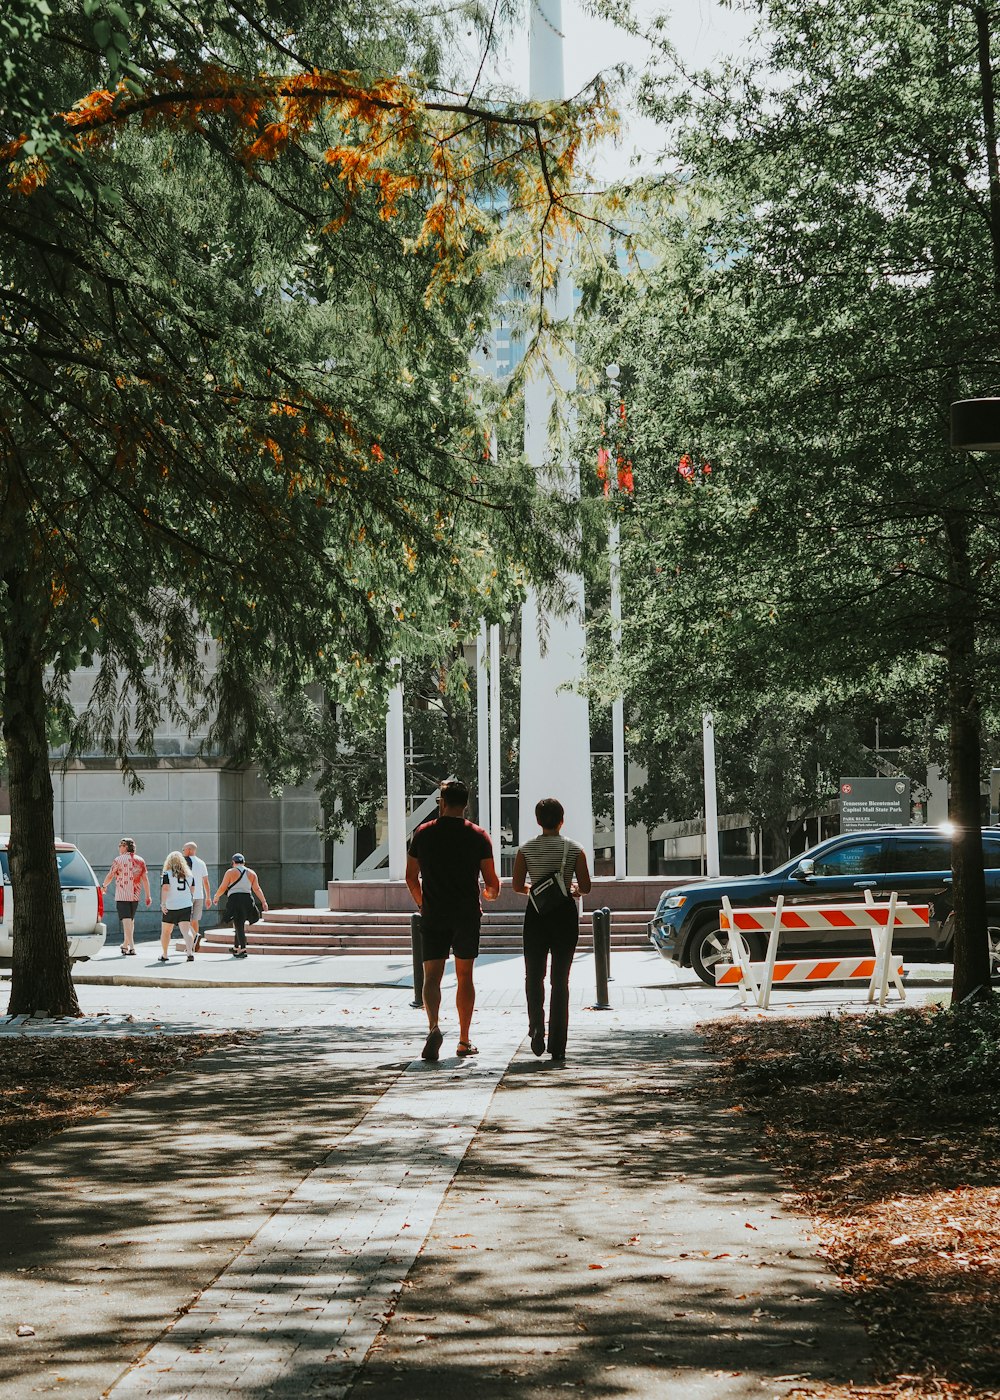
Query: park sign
[{"left": 839, "top": 778, "right": 911, "bottom": 832}]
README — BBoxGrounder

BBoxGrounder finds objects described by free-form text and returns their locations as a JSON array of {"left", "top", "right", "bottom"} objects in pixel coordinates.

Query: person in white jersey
[
  {"left": 512, "top": 797, "right": 592, "bottom": 1061},
  {"left": 159, "top": 850, "right": 197, "bottom": 963},
  {"left": 182, "top": 841, "right": 212, "bottom": 949}
]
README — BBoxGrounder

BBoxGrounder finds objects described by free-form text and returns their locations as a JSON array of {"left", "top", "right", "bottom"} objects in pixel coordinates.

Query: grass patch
[{"left": 701, "top": 1002, "right": 1000, "bottom": 1400}]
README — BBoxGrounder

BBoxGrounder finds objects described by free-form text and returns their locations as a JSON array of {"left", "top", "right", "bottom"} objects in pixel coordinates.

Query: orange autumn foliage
[{"left": 2, "top": 61, "right": 613, "bottom": 284}]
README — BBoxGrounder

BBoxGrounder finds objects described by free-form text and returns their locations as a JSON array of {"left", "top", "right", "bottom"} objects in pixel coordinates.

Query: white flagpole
[
  {"left": 489, "top": 623, "right": 502, "bottom": 853},
  {"left": 477, "top": 619, "right": 490, "bottom": 828},
  {"left": 702, "top": 711, "right": 721, "bottom": 879},
  {"left": 386, "top": 662, "right": 407, "bottom": 880},
  {"left": 610, "top": 518, "right": 626, "bottom": 879}
]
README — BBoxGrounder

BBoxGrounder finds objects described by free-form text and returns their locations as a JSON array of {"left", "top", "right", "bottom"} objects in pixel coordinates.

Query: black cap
[{"left": 232, "top": 853, "right": 246, "bottom": 864}]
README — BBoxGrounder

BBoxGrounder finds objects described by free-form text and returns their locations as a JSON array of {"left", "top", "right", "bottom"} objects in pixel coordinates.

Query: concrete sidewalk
[
  {"left": 0, "top": 999, "right": 873, "bottom": 1398},
  {"left": 70, "top": 941, "right": 422, "bottom": 989},
  {"left": 40, "top": 943, "right": 951, "bottom": 1019},
  {"left": 54, "top": 943, "right": 696, "bottom": 997}
]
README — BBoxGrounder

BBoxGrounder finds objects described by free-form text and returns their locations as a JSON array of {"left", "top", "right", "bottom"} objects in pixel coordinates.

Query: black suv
[{"left": 649, "top": 827, "right": 1000, "bottom": 985}]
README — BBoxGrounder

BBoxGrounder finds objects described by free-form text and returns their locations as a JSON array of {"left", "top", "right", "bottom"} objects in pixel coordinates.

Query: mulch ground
[
  {"left": 699, "top": 1001, "right": 1000, "bottom": 1400},
  {"left": 0, "top": 1032, "right": 248, "bottom": 1159}
]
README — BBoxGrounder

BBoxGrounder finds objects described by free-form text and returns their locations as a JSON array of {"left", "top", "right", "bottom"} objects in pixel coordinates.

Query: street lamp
[{"left": 951, "top": 397, "right": 1000, "bottom": 451}]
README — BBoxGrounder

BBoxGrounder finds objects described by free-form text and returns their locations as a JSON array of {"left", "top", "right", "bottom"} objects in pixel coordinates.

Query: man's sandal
[
  {"left": 422, "top": 1026, "right": 443, "bottom": 1062},
  {"left": 456, "top": 1041, "right": 479, "bottom": 1058}
]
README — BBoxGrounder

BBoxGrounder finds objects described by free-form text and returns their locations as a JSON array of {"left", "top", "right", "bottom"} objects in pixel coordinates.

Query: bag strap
[{"left": 546, "top": 839, "right": 572, "bottom": 881}]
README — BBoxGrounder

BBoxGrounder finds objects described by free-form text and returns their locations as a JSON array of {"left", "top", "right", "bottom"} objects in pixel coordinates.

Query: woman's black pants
[
  {"left": 228, "top": 893, "right": 254, "bottom": 950},
  {"left": 523, "top": 899, "right": 579, "bottom": 1057}
]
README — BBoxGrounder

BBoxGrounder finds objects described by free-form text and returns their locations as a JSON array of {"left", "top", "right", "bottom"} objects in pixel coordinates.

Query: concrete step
[
  {"left": 198, "top": 934, "right": 650, "bottom": 956},
  {"left": 260, "top": 908, "right": 652, "bottom": 925},
  {"left": 260, "top": 911, "right": 645, "bottom": 925},
  {"left": 199, "top": 901, "right": 654, "bottom": 959}
]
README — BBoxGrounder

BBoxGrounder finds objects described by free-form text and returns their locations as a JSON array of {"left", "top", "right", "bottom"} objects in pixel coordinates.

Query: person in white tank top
[{"left": 214, "top": 853, "right": 269, "bottom": 958}]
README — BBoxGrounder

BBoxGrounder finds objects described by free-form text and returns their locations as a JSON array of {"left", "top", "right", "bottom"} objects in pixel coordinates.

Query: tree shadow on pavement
[
  {"left": 0, "top": 1024, "right": 408, "bottom": 1398},
  {"left": 0, "top": 1020, "right": 874, "bottom": 1399},
  {"left": 346, "top": 1025, "right": 872, "bottom": 1399}
]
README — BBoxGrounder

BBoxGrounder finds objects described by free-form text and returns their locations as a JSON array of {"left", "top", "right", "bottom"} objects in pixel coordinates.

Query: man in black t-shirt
[{"left": 406, "top": 778, "right": 500, "bottom": 1062}]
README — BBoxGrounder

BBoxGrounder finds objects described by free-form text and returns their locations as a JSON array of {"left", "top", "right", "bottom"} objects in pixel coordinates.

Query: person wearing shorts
[
  {"left": 102, "top": 839, "right": 151, "bottom": 955},
  {"left": 406, "top": 778, "right": 500, "bottom": 1062},
  {"left": 160, "top": 851, "right": 196, "bottom": 962},
  {"left": 182, "top": 841, "right": 212, "bottom": 949}
]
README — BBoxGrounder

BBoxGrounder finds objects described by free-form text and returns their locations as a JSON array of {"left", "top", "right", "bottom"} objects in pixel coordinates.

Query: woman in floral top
[{"left": 101, "top": 838, "right": 152, "bottom": 955}]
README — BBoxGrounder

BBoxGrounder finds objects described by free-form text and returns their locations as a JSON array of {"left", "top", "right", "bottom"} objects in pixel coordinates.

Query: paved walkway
[
  {"left": 110, "top": 1026, "right": 520, "bottom": 1400},
  {"left": 0, "top": 968, "right": 877, "bottom": 1399}
]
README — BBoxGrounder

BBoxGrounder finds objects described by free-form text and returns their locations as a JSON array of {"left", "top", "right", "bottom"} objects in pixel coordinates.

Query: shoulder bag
[{"left": 528, "top": 839, "right": 573, "bottom": 915}]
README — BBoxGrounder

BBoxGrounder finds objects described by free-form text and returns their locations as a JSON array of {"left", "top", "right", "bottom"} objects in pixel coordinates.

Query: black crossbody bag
[{"left": 528, "top": 839, "right": 573, "bottom": 915}]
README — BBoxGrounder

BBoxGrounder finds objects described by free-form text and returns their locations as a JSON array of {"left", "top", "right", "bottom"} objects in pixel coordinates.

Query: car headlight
[{"left": 661, "top": 894, "right": 687, "bottom": 911}]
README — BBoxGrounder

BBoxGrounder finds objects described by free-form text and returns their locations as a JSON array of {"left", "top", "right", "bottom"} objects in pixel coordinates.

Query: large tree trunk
[
  {"left": 2, "top": 576, "right": 80, "bottom": 1019},
  {"left": 945, "top": 511, "right": 992, "bottom": 1004},
  {"left": 975, "top": 4, "right": 1000, "bottom": 297}
]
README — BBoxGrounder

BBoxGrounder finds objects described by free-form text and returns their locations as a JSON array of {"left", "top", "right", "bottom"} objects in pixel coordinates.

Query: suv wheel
[{"left": 688, "top": 919, "right": 762, "bottom": 987}]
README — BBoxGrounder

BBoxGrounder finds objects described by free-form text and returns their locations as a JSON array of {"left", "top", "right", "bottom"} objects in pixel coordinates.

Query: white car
[{"left": 0, "top": 836, "right": 107, "bottom": 963}]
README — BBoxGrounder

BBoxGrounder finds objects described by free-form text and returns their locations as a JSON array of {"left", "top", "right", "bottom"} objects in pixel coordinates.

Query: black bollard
[
  {"left": 603, "top": 904, "right": 614, "bottom": 982},
  {"left": 410, "top": 913, "right": 425, "bottom": 1009},
  {"left": 592, "top": 908, "right": 611, "bottom": 1009}
]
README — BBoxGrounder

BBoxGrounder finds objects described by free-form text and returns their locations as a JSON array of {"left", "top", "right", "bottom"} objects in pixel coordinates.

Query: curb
[
  {"left": 1, "top": 971, "right": 414, "bottom": 992},
  {"left": 72, "top": 974, "right": 414, "bottom": 991}
]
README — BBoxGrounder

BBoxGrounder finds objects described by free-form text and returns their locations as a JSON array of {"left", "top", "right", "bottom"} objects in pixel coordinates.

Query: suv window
[
  {"left": 887, "top": 838, "right": 951, "bottom": 873},
  {"left": 0, "top": 848, "right": 94, "bottom": 885},
  {"left": 812, "top": 840, "right": 884, "bottom": 876},
  {"left": 985, "top": 837, "right": 1000, "bottom": 870},
  {"left": 57, "top": 849, "right": 96, "bottom": 887}
]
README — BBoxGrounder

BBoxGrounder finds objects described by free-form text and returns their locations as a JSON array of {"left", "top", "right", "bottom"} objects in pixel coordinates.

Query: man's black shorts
[{"left": 420, "top": 918, "right": 481, "bottom": 962}]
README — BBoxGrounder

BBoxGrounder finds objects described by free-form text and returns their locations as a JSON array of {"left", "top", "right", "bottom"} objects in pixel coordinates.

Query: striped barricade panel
[
  {"left": 716, "top": 956, "right": 905, "bottom": 987},
  {"left": 721, "top": 904, "right": 929, "bottom": 934}
]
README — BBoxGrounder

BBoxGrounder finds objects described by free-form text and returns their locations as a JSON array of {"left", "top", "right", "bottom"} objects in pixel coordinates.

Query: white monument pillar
[{"left": 518, "top": 0, "right": 595, "bottom": 862}]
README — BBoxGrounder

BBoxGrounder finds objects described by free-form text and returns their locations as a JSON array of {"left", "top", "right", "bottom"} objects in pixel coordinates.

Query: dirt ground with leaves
[
  {"left": 0, "top": 1032, "right": 246, "bottom": 1160},
  {"left": 700, "top": 1002, "right": 1000, "bottom": 1400}
]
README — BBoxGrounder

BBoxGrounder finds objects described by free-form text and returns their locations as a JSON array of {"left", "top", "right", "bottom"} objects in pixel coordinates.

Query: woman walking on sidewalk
[
  {"left": 214, "top": 853, "right": 268, "bottom": 959},
  {"left": 512, "top": 797, "right": 592, "bottom": 1061},
  {"left": 102, "top": 838, "right": 151, "bottom": 955},
  {"left": 159, "top": 851, "right": 196, "bottom": 962}
]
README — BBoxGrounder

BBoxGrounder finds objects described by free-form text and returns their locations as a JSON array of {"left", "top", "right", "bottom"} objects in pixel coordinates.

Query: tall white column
[
  {"left": 610, "top": 519, "right": 626, "bottom": 879},
  {"left": 702, "top": 711, "right": 721, "bottom": 880},
  {"left": 489, "top": 623, "right": 502, "bottom": 853},
  {"left": 477, "top": 620, "right": 490, "bottom": 828},
  {"left": 518, "top": 0, "right": 595, "bottom": 862},
  {"left": 386, "top": 663, "right": 407, "bottom": 881}
]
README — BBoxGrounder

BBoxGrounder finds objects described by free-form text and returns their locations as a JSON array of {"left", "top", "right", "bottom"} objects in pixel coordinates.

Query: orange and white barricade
[{"left": 717, "top": 893, "right": 930, "bottom": 1009}]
